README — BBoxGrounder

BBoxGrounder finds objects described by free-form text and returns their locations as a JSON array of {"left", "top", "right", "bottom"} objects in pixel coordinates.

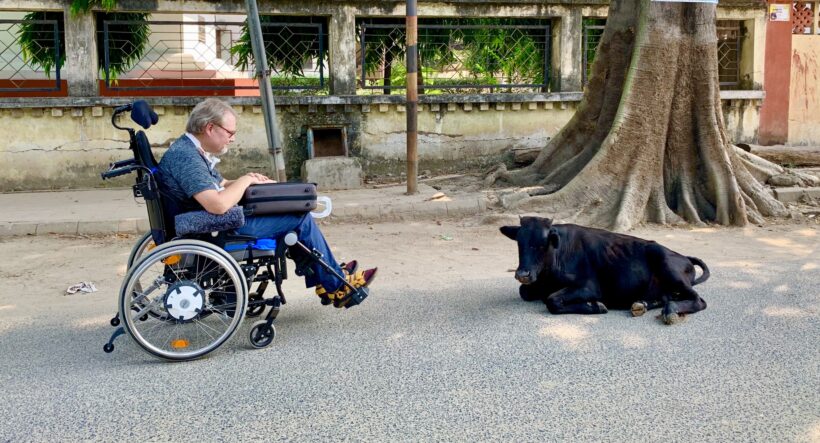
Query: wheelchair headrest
[{"left": 131, "top": 100, "right": 159, "bottom": 130}]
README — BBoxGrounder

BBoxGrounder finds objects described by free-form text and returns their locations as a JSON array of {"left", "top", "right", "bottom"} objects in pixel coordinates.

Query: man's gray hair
[{"left": 186, "top": 98, "right": 237, "bottom": 134}]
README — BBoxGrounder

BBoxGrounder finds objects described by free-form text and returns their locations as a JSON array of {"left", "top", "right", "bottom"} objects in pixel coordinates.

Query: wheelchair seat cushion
[
  {"left": 174, "top": 206, "right": 245, "bottom": 236},
  {"left": 224, "top": 238, "right": 277, "bottom": 261}
]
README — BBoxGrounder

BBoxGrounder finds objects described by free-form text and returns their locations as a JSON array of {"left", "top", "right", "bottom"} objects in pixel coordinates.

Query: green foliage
[
  {"left": 270, "top": 76, "right": 328, "bottom": 95},
  {"left": 357, "top": 17, "right": 551, "bottom": 93},
  {"left": 357, "top": 18, "right": 407, "bottom": 76},
  {"left": 17, "top": 12, "right": 65, "bottom": 77},
  {"left": 96, "top": 12, "right": 150, "bottom": 81},
  {"left": 17, "top": 4, "right": 149, "bottom": 81},
  {"left": 69, "top": 0, "right": 118, "bottom": 16},
  {"left": 232, "top": 16, "right": 329, "bottom": 79},
  {"left": 583, "top": 18, "right": 607, "bottom": 81},
  {"left": 456, "top": 18, "right": 549, "bottom": 87}
]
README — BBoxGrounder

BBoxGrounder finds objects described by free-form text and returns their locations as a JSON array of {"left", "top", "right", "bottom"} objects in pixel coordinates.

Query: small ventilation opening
[{"left": 308, "top": 127, "right": 347, "bottom": 158}]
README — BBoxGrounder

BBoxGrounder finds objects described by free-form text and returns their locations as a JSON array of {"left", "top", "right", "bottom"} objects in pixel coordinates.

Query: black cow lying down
[{"left": 500, "top": 216, "right": 710, "bottom": 324}]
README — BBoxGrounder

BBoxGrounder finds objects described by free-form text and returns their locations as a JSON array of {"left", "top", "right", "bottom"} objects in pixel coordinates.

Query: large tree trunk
[{"left": 486, "top": 0, "right": 817, "bottom": 231}]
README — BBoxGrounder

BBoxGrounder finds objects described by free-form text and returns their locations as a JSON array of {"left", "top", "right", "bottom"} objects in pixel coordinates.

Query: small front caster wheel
[
  {"left": 103, "top": 343, "right": 114, "bottom": 353},
  {"left": 249, "top": 321, "right": 275, "bottom": 349},
  {"left": 110, "top": 316, "right": 120, "bottom": 327}
]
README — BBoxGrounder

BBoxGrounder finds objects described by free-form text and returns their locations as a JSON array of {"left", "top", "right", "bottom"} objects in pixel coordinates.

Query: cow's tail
[{"left": 688, "top": 256, "right": 710, "bottom": 285}]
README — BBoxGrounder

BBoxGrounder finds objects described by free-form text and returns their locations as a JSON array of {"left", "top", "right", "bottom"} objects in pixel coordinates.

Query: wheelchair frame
[{"left": 101, "top": 101, "right": 367, "bottom": 361}]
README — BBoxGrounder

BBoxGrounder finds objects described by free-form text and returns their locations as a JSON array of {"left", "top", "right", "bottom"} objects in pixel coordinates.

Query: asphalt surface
[{"left": 0, "top": 222, "right": 818, "bottom": 442}]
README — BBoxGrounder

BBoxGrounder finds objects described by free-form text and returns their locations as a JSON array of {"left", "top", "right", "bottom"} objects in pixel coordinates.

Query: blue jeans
[{"left": 237, "top": 213, "right": 345, "bottom": 292}]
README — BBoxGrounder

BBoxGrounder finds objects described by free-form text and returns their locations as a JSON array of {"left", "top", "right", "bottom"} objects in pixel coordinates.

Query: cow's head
[{"left": 500, "top": 216, "right": 560, "bottom": 285}]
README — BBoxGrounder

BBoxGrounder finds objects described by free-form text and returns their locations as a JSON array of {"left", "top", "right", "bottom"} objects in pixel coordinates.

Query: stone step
[{"left": 772, "top": 186, "right": 820, "bottom": 203}]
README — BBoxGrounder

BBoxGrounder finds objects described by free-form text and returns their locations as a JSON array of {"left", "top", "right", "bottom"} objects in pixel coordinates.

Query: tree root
[{"left": 481, "top": 0, "right": 812, "bottom": 231}]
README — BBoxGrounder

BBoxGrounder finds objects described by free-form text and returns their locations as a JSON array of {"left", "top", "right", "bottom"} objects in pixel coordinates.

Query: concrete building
[{"left": 0, "top": 0, "right": 787, "bottom": 191}]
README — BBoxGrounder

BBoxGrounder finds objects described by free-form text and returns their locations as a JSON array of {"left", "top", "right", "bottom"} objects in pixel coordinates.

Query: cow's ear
[
  {"left": 500, "top": 226, "right": 519, "bottom": 240},
  {"left": 547, "top": 228, "right": 560, "bottom": 249}
]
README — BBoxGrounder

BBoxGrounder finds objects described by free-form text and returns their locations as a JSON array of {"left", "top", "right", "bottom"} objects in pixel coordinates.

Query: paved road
[{"left": 0, "top": 221, "right": 818, "bottom": 441}]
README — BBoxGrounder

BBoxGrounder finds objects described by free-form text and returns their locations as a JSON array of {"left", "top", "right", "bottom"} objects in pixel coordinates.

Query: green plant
[
  {"left": 17, "top": 12, "right": 65, "bottom": 77},
  {"left": 96, "top": 12, "right": 150, "bottom": 81},
  {"left": 232, "top": 16, "right": 329, "bottom": 79},
  {"left": 357, "top": 18, "right": 550, "bottom": 94},
  {"left": 17, "top": 1, "right": 149, "bottom": 81},
  {"left": 69, "top": 0, "right": 117, "bottom": 15}
]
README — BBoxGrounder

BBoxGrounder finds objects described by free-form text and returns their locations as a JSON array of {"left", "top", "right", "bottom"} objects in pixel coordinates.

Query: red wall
[
  {"left": 98, "top": 79, "right": 261, "bottom": 97},
  {"left": 759, "top": 1, "right": 792, "bottom": 145},
  {"left": 0, "top": 80, "right": 68, "bottom": 97}
]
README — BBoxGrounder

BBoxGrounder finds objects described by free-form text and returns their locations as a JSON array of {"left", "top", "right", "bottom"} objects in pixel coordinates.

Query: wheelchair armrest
[{"left": 174, "top": 206, "right": 244, "bottom": 236}]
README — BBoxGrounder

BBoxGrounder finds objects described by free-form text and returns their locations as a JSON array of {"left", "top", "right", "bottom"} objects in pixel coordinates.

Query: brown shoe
[
  {"left": 316, "top": 261, "right": 361, "bottom": 305},
  {"left": 330, "top": 267, "right": 378, "bottom": 308},
  {"left": 342, "top": 260, "right": 358, "bottom": 276}
]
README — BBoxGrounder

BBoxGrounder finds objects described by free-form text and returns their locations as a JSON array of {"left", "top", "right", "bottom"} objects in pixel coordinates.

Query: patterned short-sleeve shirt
[{"left": 158, "top": 134, "right": 224, "bottom": 211}]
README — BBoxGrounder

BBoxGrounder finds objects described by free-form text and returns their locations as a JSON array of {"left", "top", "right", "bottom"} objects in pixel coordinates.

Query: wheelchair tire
[
  {"left": 119, "top": 240, "right": 248, "bottom": 361},
  {"left": 126, "top": 231, "right": 155, "bottom": 270},
  {"left": 126, "top": 231, "right": 169, "bottom": 321},
  {"left": 249, "top": 321, "right": 275, "bottom": 348}
]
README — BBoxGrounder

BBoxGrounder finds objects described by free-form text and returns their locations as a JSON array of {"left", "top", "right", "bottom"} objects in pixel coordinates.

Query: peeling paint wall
[
  {"left": 360, "top": 102, "right": 572, "bottom": 160},
  {"left": 721, "top": 98, "right": 762, "bottom": 144},
  {"left": 0, "top": 97, "right": 762, "bottom": 191},
  {"left": 788, "top": 35, "right": 820, "bottom": 146}
]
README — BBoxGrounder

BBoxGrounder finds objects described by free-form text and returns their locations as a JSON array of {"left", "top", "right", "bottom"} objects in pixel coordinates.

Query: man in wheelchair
[{"left": 159, "top": 98, "right": 378, "bottom": 309}]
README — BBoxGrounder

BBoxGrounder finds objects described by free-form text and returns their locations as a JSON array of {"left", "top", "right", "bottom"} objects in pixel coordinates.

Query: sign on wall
[{"left": 768, "top": 4, "right": 791, "bottom": 21}]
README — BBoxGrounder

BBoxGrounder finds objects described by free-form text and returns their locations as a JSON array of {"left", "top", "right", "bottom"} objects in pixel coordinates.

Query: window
[
  {"left": 717, "top": 20, "right": 742, "bottom": 88},
  {"left": 582, "top": 18, "right": 606, "bottom": 85},
  {"left": 792, "top": 1, "right": 819, "bottom": 34}
]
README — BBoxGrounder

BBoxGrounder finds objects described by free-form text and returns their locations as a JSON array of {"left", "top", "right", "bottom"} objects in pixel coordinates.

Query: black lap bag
[{"left": 240, "top": 182, "right": 318, "bottom": 216}]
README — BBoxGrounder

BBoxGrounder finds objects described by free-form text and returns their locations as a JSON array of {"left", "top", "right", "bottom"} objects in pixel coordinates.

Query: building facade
[{"left": 0, "top": 0, "right": 771, "bottom": 191}]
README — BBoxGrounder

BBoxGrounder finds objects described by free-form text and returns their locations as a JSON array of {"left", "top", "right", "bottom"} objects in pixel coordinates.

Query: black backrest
[{"left": 132, "top": 128, "right": 177, "bottom": 244}]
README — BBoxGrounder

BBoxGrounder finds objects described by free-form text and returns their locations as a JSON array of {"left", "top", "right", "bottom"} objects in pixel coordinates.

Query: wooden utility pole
[
  {"left": 245, "top": 0, "right": 287, "bottom": 182},
  {"left": 405, "top": 0, "right": 419, "bottom": 194}
]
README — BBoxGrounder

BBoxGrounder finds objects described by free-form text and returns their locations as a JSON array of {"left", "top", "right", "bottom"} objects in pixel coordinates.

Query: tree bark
[{"left": 486, "top": 0, "right": 818, "bottom": 231}]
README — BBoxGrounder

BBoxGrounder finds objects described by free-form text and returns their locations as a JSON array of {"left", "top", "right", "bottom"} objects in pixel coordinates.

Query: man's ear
[
  {"left": 500, "top": 226, "right": 519, "bottom": 240},
  {"left": 547, "top": 228, "right": 560, "bottom": 249}
]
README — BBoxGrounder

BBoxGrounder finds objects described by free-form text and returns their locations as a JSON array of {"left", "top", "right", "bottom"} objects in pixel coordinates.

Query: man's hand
[
  {"left": 245, "top": 172, "right": 276, "bottom": 184},
  {"left": 196, "top": 172, "right": 275, "bottom": 215}
]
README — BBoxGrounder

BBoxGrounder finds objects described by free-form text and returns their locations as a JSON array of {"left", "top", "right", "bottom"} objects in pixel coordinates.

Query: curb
[
  {"left": 1, "top": 196, "right": 490, "bottom": 238},
  {"left": 773, "top": 186, "right": 820, "bottom": 203}
]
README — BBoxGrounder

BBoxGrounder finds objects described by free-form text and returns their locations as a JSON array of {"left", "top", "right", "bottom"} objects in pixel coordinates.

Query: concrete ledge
[
  {"left": 0, "top": 197, "right": 491, "bottom": 237},
  {"left": 773, "top": 187, "right": 820, "bottom": 203},
  {"left": 0, "top": 90, "right": 762, "bottom": 109}
]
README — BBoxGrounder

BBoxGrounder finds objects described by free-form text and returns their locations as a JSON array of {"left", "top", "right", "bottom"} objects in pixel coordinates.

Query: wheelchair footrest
[{"left": 343, "top": 287, "right": 369, "bottom": 309}]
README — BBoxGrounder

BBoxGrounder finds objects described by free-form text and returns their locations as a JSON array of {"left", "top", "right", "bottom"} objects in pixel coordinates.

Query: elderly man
[{"left": 158, "top": 98, "right": 376, "bottom": 308}]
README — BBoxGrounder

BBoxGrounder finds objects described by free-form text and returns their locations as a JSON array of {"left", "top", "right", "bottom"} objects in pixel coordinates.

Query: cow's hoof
[
  {"left": 661, "top": 301, "right": 685, "bottom": 325},
  {"left": 662, "top": 312, "right": 683, "bottom": 325},
  {"left": 595, "top": 302, "right": 608, "bottom": 314},
  {"left": 631, "top": 301, "right": 648, "bottom": 317}
]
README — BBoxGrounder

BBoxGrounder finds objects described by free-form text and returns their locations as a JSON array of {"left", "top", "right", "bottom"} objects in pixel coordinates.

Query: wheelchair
[{"left": 101, "top": 101, "right": 367, "bottom": 361}]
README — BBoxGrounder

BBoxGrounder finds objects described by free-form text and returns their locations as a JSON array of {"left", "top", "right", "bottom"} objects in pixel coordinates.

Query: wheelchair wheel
[
  {"left": 126, "top": 231, "right": 167, "bottom": 320},
  {"left": 249, "top": 321, "right": 275, "bottom": 348},
  {"left": 119, "top": 240, "right": 248, "bottom": 361},
  {"left": 126, "top": 231, "right": 155, "bottom": 270}
]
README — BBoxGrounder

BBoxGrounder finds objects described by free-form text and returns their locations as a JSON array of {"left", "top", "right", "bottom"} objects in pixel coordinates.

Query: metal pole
[
  {"left": 244, "top": 0, "right": 287, "bottom": 182},
  {"left": 405, "top": 0, "right": 418, "bottom": 195}
]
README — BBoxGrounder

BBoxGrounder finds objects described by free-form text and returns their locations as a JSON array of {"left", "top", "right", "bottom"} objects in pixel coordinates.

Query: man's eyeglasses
[{"left": 213, "top": 122, "right": 237, "bottom": 137}]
